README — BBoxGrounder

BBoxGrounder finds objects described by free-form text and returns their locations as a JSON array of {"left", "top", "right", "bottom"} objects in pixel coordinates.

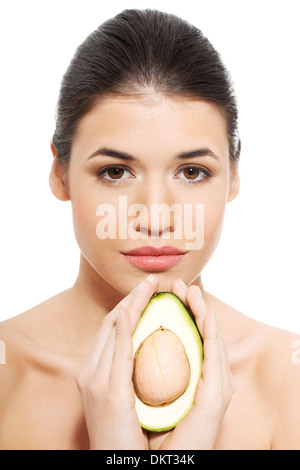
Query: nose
[{"left": 132, "top": 178, "right": 177, "bottom": 239}]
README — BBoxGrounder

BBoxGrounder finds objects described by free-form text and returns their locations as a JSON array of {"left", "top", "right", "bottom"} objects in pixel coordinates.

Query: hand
[
  {"left": 149, "top": 280, "right": 235, "bottom": 450},
  {"left": 76, "top": 275, "right": 158, "bottom": 450}
]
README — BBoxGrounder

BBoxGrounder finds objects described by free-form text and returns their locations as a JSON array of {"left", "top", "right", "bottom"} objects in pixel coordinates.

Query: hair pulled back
[{"left": 53, "top": 9, "right": 240, "bottom": 166}]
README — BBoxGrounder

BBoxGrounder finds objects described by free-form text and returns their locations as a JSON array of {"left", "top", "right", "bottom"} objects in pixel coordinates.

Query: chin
[
  {"left": 139, "top": 270, "right": 182, "bottom": 292},
  {"left": 154, "top": 278, "right": 173, "bottom": 293}
]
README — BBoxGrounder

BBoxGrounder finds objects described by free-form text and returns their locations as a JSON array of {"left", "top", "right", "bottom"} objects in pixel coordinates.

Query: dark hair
[{"left": 53, "top": 9, "right": 240, "bottom": 167}]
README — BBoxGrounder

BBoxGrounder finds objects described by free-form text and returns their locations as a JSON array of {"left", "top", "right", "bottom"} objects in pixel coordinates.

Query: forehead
[{"left": 72, "top": 95, "right": 229, "bottom": 161}]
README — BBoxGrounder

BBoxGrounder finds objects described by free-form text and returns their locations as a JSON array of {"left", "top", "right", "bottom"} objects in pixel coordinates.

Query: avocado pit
[{"left": 133, "top": 327, "right": 191, "bottom": 406}]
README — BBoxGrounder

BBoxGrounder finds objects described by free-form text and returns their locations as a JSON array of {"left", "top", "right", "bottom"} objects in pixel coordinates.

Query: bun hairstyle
[{"left": 53, "top": 9, "right": 241, "bottom": 167}]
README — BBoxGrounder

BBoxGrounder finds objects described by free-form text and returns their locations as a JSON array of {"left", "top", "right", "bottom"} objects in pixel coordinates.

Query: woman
[{"left": 0, "top": 9, "right": 299, "bottom": 450}]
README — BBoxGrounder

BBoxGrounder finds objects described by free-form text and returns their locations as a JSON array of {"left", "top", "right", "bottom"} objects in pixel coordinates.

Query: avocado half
[{"left": 132, "top": 292, "right": 203, "bottom": 432}]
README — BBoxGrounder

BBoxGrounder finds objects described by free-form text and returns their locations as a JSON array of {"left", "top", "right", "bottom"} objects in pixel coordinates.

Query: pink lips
[{"left": 121, "top": 246, "right": 188, "bottom": 271}]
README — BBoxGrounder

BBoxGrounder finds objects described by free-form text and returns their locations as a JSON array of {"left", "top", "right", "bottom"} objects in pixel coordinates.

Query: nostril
[{"left": 130, "top": 202, "right": 179, "bottom": 238}]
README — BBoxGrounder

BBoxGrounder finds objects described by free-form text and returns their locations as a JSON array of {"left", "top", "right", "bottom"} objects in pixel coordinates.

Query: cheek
[
  {"left": 184, "top": 183, "right": 228, "bottom": 271},
  {"left": 71, "top": 194, "right": 97, "bottom": 248},
  {"left": 71, "top": 195, "right": 118, "bottom": 278},
  {"left": 69, "top": 172, "right": 115, "bottom": 250},
  {"left": 202, "top": 189, "right": 227, "bottom": 256},
  {"left": 70, "top": 191, "right": 111, "bottom": 274},
  {"left": 70, "top": 184, "right": 123, "bottom": 273},
  {"left": 204, "top": 202, "right": 226, "bottom": 245}
]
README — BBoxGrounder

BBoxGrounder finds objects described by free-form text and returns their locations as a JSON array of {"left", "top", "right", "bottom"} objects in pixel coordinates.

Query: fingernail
[
  {"left": 212, "top": 309, "right": 220, "bottom": 329},
  {"left": 216, "top": 310, "right": 220, "bottom": 327},
  {"left": 194, "top": 285, "right": 202, "bottom": 296},
  {"left": 114, "top": 308, "right": 119, "bottom": 324},
  {"left": 177, "top": 278, "right": 187, "bottom": 289},
  {"left": 211, "top": 311, "right": 218, "bottom": 337},
  {"left": 145, "top": 274, "right": 155, "bottom": 285},
  {"left": 132, "top": 280, "right": 145, "bottom": 293}
]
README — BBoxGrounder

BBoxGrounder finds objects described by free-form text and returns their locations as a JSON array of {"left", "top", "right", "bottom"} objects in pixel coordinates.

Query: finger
[
  {"left": 80, "top": 309, "right": 117, "bottom": 373},
  {"left": 217, "top": 319, "right": 235, "bottom": 398},
  {"left": 168, "top": 311, "right": 224, "bottom": 449},
  {"left": 194, "top": 310, "right": 223, "bottom": 404},
  {"left": 185, "top": 285, "right": 208, "bottom": 336},
  {"left": 171, "top": 278, "right": 188, "bottom": 304},
  {"left": 202, "top": 310, "right": 222, "bottom": 376},
  {"left": 79, "top": 274, "right": 158, "bottom": 379},
  {"left": 110, "top": 306, "right": 133, "bottom": 389},
  {"left": 81, "top": 275, "right": 158, "bottom": 373},
  {"left": 115, "top": 275, "right": 159, "bottom": 332},
  {"left": 117, "top": 274, "right": 158, "bottom": 309},
  {"left": 94, "top": 324, "right": 117, "bottom": 385}
]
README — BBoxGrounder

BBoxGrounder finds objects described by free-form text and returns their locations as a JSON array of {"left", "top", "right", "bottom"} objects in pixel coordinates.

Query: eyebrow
[
  {"left": 175, "top": 148, "right": 220, "bottom": 161},
  {"left": 87, "top": 146, "right": 220, "bottom": 162}
]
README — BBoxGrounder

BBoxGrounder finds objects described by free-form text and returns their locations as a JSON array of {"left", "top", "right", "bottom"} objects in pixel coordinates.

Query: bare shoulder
[
  {"left": 0, "top": 287, "right": 75, "bottom": 353},
  {"left": 255, "top": 321, "right": 300, "bottom": 449},
  {"left": 0, "top": 295, "right": 61, "bottom": 400},
  {"left": 206, "top": 292, "right": 300, "bottom": 449},
  {"left": 229, "top": 302, "right": 300, "bottom": 450},
  {"left": 0, "top": 286, "right": 79, "bottom": 383},
  {"left": 0, "top": 311, "right": 41, "bottom": 449},
  {"left": 227, "top": 303, "right": 300, "bottom": 450},
  {"left": 0, "top": 290, "right": 69, "bottom": 359},
  {"left": 0, "top": 290, "right": 85, "bottom": 450}
]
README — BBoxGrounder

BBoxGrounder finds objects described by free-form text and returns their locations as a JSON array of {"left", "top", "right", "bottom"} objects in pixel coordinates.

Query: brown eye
[
  {"left": 176, "top": 165, "right": 211, "bottom": 184},
  {"left": 107, "top": 167, "right": 125, "bottom": 179},
  {"left": 96, "top": 165, "right": 133, "bottom": 184},
  {"left": 183, "top": 167, "right": 200, "bottom": 180}
]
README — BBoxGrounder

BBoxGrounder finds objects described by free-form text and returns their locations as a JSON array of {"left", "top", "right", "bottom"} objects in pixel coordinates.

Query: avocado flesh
[{"left": 132, "top": 292, "right": 203, "bottom": 432}]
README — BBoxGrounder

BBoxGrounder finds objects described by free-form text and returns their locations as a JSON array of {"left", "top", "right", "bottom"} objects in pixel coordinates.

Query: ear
[
  {"left": 49, "top": 142, "right": 70, "bottom": 201},
  {"left": 227, "top": 165, "right": 240, "bottom": 202}
]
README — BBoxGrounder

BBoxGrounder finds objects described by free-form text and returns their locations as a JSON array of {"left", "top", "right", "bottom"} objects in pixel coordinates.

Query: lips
[
  {"left": 121, "top": 246, "right": 188, "bottom": 271},
  {"left": 123, "top": 246, "right": 187, "bottom": 256}
]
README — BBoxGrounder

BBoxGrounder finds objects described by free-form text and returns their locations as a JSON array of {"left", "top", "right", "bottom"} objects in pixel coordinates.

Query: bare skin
[
  {"left": 1, "top": 96, "right": 299, "bottom": 449},
  {"left": 0, "top": 275, "right": 299, "bottom": 450}
]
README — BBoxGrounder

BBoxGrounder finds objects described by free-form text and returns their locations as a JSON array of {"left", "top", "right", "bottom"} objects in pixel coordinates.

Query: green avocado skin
[
  {"left": 147, "top": 291, "right": 202, "bottom": 338},
  {"left": 134, "top": 291, "right": 204, "bottom": 432}
]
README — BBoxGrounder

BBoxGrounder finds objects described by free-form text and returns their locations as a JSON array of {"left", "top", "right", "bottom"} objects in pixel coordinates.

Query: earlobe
[
  {"left": 49, "top": 142, "right": 70, "bottom": 202},
  {"left": 227, "top": 167, "right": 240, "bottom": 202}
]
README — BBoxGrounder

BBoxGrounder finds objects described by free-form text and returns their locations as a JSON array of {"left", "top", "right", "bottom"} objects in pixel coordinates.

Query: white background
[{"left": 0, "top": 0, "right": 299, "bottom": 333}]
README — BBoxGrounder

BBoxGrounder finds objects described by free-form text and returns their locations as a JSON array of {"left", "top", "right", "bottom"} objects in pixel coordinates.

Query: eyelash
[
  {"left": 175, "top": 165, "right": 212, "bottom": 184},
  {"left": 96, "top": 165, "right": 212, "bottom": 185},
  {"left": 96, "top": 165, "right": 133, "bottom": 185}
]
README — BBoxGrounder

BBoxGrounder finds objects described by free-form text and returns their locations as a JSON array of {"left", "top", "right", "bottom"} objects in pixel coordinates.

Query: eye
[
  {"left": 96, "top": 165, "right": 133, "bottom": 184},
  {"left": 175, "top": 165, "right": 211, "bottom": 183},
  {"left": 107, "top": 167, "right": 125, "bottom": 179}
]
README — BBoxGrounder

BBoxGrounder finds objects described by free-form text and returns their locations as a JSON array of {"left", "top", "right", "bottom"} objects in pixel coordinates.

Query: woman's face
[{"left": 55, "top": 95, "right": 239, "bottom": 295}]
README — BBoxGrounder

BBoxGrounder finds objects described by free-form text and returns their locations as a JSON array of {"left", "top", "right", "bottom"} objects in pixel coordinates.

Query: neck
[
  {"left": 70, "top": 254, "right": 206, "bottom": 338},
  {"left": 69, "top": 255, "right": 124, "bottom": 337},
  {"left": 76, "top": 255, "right": 124, "bottom": 308}
]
